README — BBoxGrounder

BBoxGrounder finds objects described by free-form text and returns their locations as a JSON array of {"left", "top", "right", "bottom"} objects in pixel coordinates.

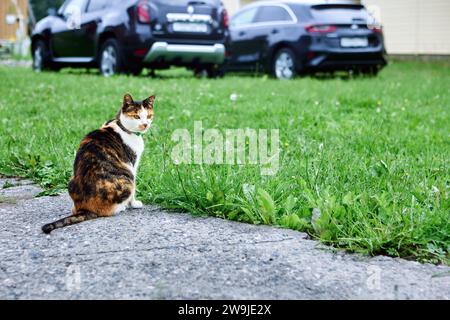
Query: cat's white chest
[
  {"left": 113, "top": 125, "right": 144, "bottom": 175},
  {"left": 122, "top": 133, "right": 144, "bottom": 157}
]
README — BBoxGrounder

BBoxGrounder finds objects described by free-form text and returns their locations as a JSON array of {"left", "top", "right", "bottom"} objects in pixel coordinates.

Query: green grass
[{"left": 0, "top": 61, "right": 449, "bottom": 264}]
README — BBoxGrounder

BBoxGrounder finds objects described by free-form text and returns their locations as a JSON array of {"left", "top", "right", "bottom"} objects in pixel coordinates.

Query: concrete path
[{"left": 0, "top": 179, "right": 448, "bottom": 299}]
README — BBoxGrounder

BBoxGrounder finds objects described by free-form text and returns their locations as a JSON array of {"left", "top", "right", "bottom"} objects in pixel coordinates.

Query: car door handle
[
  {"left": 238, "top": 31, "right": 246, "bottom": 36},
  {"left": 271, "top": 29, "right": 279, "bottom": 34},
  {"left": 96, "top": 18, "right": 102, "bottom": 23}
]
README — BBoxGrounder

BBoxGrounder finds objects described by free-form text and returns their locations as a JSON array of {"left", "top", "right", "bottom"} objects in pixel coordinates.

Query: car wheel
[
  {"left": 32, "top": 40, "right": 52, "bottom": 72},
  {"left": 273, "top": 48, "right": 297, "bottom": 80},
  {"left": 99, "top": 39, "right": 123, "bottom": 77}
]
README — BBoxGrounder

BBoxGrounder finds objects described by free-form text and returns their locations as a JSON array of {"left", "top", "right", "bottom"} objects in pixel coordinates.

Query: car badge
[{"left": 187, "top": 5, "right": 194, "bottom": 15}]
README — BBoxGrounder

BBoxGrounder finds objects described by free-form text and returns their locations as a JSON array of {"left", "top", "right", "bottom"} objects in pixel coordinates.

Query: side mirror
[{"left": 47, "top": 8, "right": 57, "bottom": 17}]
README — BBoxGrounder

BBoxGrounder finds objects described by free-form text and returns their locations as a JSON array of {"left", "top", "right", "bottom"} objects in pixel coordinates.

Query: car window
[
  {"left": 254, "top": 6, "right": 293, "bottom": 23},
  {"left": 230, "top": 7, "right": 258, "bottom": 27},
  {"left": 60, "top": 0, "right": 88, "bottom": 16},
  {"left": 310, "top": 5, "right": 368, "bottom": 23},
  {"left": 87, "top": 0, "right": 109, "bottom": 12}
]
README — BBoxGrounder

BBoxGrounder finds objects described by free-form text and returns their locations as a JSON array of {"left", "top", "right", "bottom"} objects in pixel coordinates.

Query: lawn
[{"left": 0, "top": 61, "right": 449, "bottom": 264}]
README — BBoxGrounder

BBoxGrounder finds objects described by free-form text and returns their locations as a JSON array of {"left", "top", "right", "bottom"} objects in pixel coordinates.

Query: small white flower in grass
[
  {"left": 230, "top": 93, "right": 238, "bottom": 102},
  {"left": 319, "top": 143, "right": 324, "bottom": 151},
  {"left": 376, "top": 107, "right": 381, "bottom": 113}
]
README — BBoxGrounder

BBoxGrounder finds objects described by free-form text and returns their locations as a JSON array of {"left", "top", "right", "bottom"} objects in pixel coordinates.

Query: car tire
[
  {"left": 32, "top": 40, "right": 53, "bottom": 72},
  {"left": 272, "top": 48, "right": 297, "bottom": 80},
  {"left": 99, "top": 39, "right": 125, "bottom": 77}
]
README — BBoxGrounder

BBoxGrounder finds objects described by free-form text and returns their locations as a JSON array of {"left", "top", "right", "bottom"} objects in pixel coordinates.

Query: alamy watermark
[
  {"left": 66, "top": 264, "right": 81, "bottom": 291},
  {"left": 171, "top": 121, "right": 280, "bottom": 175},
  {"left": 366, "top": 265, "right": 382, "bottom": 291}
]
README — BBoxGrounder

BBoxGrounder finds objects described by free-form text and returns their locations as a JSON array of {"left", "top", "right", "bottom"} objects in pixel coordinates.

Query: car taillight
[
  {"left": 306, "top": 25, "right": 337, "bottom": 33},
  {"left": 222, "top": 9, "right": 229, "bottom": 28},
  {"left": 137, "top": 1, "right": 150, "bottom": 23},
  {"left": 371, "top": 26, "right": 383, "bottom": 34},
  {"left": 134, "top": 48, "right": 148, "bottom": 57}
]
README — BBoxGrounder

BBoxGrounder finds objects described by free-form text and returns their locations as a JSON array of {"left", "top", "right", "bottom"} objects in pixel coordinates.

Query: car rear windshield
[{"left": 310, "top": 4, "right": 368, "bottom": 23}]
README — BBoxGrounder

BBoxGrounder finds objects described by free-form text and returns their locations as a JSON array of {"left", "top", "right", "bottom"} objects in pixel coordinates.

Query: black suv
[
  {"left": 227, "top": 1, "right": 387, "bottom": 79},
  {"left": 31, "top": 0, "right": 230, "bottom": 77}
]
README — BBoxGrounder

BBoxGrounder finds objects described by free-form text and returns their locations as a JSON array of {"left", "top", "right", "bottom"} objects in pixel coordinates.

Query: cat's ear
[
  {"left": 122, "top": 93, "right": 134, "bottom": 111},
  {"left": 143, "top": 95, "right": 155, "bottom": 109}
]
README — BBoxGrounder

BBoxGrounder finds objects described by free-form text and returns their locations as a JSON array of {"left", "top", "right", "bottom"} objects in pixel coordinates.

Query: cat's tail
[{"left": 42, "top": 209, "right": 98, "bottom": 234}]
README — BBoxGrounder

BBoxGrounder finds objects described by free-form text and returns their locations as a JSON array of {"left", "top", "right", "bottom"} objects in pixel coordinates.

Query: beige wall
[
  {"left": 364, "top": 0, "right": 450, "bottom": 55},
  {"left": 223, "top": 0, "right": 241, "bottom": 15}
]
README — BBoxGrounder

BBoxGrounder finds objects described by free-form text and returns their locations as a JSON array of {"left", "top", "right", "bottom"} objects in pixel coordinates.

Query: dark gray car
[
  {"left": 31, "top": 0, "right": 230, "bottom": 77},
  {"left": 227, "top": 1, "right": 387, "bottom": 79}
]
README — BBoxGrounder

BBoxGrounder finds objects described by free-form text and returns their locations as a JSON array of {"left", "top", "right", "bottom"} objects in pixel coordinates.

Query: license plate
[
  {"left": 340, "top": 37, "right": 369, "bottom": 48},
  {"left": 172, "top": 22, "right": 208, "bottom": 33}
]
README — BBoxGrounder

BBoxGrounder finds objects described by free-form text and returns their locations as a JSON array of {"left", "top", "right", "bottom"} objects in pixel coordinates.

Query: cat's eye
[{"left": 133, "top": 115, "right": 140, "bottom": 119}]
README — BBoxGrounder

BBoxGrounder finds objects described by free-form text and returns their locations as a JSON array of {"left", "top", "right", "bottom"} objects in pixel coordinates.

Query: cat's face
[{"left": 120, "top": 94, "right": 155, "bottom": 133}]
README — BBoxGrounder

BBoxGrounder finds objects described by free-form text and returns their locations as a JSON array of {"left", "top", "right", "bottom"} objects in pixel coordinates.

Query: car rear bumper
[
  {"left": 306, "top": 51, "right": 387, "bottom": 71},
  {"left": 143, "top": 42, "right": 226, "bottom": 65}
]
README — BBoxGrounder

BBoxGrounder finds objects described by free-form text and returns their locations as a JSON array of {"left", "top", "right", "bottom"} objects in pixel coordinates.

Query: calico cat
[{"left": 42, "top": 93, "right": 155, "bottom": 234}]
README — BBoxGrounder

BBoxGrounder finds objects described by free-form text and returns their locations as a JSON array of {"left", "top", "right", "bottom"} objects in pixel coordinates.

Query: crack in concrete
[{"left": 2, "top": 237, "right": 297, "bottom": 262}]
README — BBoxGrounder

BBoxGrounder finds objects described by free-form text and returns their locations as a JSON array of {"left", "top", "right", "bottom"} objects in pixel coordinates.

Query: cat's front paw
[{"left": 130, "top": 200, "right": 143, "bottom": 209}]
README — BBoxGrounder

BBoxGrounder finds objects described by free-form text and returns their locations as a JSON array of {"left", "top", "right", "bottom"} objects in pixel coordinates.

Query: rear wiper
[
  {"left": 312, "top": 4, "right": 364, "bottom": 10},
  {"left": 187, "top": 1, "right": 207, "bottom": 5}
]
